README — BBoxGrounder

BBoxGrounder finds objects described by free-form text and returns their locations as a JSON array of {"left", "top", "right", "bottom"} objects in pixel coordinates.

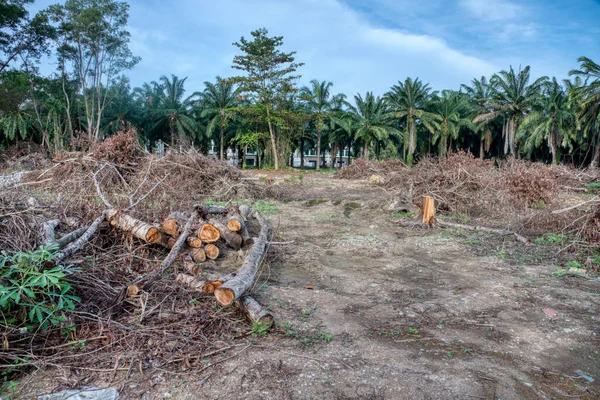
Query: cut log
[
  {"left": 41, "top": 219, "right": 61, "bottom": 246},
  {"left": 175, "top": 273, "right": 205, "bottom": 291},
  {"left": 182, "top": 253, "right": 201, "bottom": 275},
  {"left": 202, "top": 273, "right": 236, "bottom": 294},
  {"left": 236, "top": 295, "right": 273, "bottom": 329},
  {"left": 227, "top": 214, "right": 252, "bottom": 246},
  {"left": 186, "top": 236, "right": 203, "bottom": 248},
  {"left": 56, "top": 226, "right": 88, "bottom": 249},
  {"left": 54, "top": 214, "right": 106, "bottom": 265},
  {"left": 437, "top": 220, "right": 528, "bottom": 244},
  {"left": 238, "top": 204, "right": 251, "bottom": 221},
  {"left": 134, "top": 211, "right": 198, "bottom": 291},
  {"left": 190, "top": 247, "right": 206, "bottom": 263},
  {"left": 198, "top": 223, "right": 220, "bottom": 243},
  {"left": 214, "top": 212, "right": 269, "bottom": 306},
  {"left": 211, "top": 221, "right": 242, "bottom": 250},
  {"left": 420, "top": 196, "right": 436, "bottom": 225},
  {"left": 205, "top": 243, "right": 219, "bottom": 260},
  {"left": 106, "top": 209, "right": 162, "bottom": 244},
  {"left": 162, "top": 212, "right": 187, "bottom": 237}
]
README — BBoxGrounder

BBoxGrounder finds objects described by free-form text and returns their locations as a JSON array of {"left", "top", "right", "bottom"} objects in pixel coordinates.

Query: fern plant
[{"left": 0, "top": 245, "right": 80, "bottom": 331}]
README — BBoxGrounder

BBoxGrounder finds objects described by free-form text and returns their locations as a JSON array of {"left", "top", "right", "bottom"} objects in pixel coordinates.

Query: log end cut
[
  {"left": 214, "top": 287, "right": 235, "bottom": 306},
  {"left": 146, "top": 227, "right": 163, "bottom": 244},
  {"left": 227, "top": 218, "right": 242, "bottom": 232},
  {"left": 205, "top": 243, "right": 219, "bottom": 260},
  {"left": 199, "top": 224, "right": 220, "bottom": 243}
]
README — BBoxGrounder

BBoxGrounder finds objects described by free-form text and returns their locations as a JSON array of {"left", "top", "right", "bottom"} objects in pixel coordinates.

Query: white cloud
[{"left": 459, "top": 0, "right": 522, "bottom": 21}]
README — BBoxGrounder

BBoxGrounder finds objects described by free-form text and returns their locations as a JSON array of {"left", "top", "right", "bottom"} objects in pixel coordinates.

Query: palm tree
[
  {"left": 153, "top": 75, "right": 199, "bottom": 147},
  {"left": 430, "top": 90, "right": 471, "bottom": 157},
  {"left": 200, "top": 77, "right": 241, "bottom": 161},
  {"left": 462, "top": 76, "right": 494, "bottom": 159},
  {"left": 300, "top": 80, "right": 344, "bottom": 170},
  {"left": 344, "top": 92, "right": 400, "bottom": 160},
  {"left": 476, "top": 66, "right": 547, "bottom": 157},
  {"left": 518, "top": 78, "right": 576, "bottom": 164},
  {"left": 385, "top": 77, "right": 438, "bottom": 164},
  {"left": 569, "top": 57, "right": 600, "bottom": 167}
]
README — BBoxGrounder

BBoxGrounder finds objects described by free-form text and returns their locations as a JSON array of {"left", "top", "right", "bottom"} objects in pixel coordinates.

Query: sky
[{"left": 29, "top": 0, "right": 600, "bottom": 98}]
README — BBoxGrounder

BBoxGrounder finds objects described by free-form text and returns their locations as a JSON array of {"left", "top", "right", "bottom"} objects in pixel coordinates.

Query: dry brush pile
[
  {"left": 0, "top": 130, "right": 274, "bottom": 384},
  {"left": 336, "top": 152, "right": 600, "bottom": 242}
]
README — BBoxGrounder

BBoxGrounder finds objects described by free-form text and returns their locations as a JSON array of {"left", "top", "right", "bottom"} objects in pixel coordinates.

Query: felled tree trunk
[
  {"left": 205, "top": 243, "right": 219, "bottom": 260},
  {"left": 106, "top": 209, "right": 162, "bottom": 244},
  {"left": 212, "top": 220, "right": 242, "bottom": 250},
  {"left": 190, "top": 247, "right": 206, "bottom": 262},
  {"left": 182, "top": 253, "right": 201, "bottom": 275},
  {"left": 54, "top": 214, "right": 106, "bottom": 265},
  {"left": 198, "top": 223, "right": 220, "bottom": 243},
  {"left": 238, "top": 205, "right": 251, "bottom": 221},
  {"left": 56, "top": 226, "right": 88, "bottom": 248},
  {"left": 237, "top": 295, "right": 273, "bottom": 329},
  {"left": 41, "top": 219, "right": 61, "bottom": 246},
  {"left": 214, "top": 212, "right": 269, "bottom": 306},
  {"left": 175, "top": 273, "right": 206, "bottom": 291},
  {"left": 162, "top": 212, "right": 187, "bottom": 237},
  {"left": 227, "top": 214, "right": 252, "bottom": 246},
  {"left": 186, "top": 236, "right": 202, "bottom": 248}
]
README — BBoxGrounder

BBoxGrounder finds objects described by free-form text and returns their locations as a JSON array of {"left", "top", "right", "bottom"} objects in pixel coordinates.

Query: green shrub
[{"left": 0, "top": 245, "right": 80, "bottom": 331}]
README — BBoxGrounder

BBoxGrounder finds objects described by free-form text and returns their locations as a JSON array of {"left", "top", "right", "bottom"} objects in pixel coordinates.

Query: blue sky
[{"left": 31, "top": 0, "right": 600, "bottom": 98}]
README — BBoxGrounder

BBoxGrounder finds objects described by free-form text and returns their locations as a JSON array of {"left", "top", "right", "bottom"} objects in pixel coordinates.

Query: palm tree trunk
[
  {"left": 300, "top": 137, "right": 304, "bottom": 167},
  {"left": 170, "top": 115, "right": 176, "bottom": 147},
  {"left": 409, "top": 120, "right": 416, "bottom": 156},
  {"left": 220, "top": 125, "right": 225, "bottom": 161},
  {"left": 347, "top": 140, "right": 351, "bottom": 166},
  {"left": 480, "top": 137, "right": 484, "bottom": 160},
  {"left": 364, "top": 140, "right": 369, "bottom": 160},
  {"left": 316, "top": 125, "right": 322, "bottom": 171}
]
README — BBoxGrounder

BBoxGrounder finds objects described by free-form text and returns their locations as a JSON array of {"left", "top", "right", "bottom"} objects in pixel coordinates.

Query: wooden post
[{"left": 421, "top": 196, "right": 436, "bottom": 225}]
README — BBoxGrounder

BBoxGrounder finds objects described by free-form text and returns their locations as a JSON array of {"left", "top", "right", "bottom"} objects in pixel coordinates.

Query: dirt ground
[{"left": 13, "top": 171, "right": 600, "bottom": 400}]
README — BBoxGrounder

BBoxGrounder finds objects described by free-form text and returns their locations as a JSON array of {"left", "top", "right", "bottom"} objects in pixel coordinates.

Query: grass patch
[
  {"left": 390, "top": 211, "right": 416, "bottom": 219},
  {"left": 535, "top": 233, "right": 572, "bottom": 246}
]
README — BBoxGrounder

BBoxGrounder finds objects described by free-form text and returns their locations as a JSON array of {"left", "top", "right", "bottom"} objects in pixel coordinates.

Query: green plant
[
  {"left": 0, "top": 245, "right": 81, "bottom": 331},
  {"left": 407, "top": 327, "right": 419, "bottom": 335},
  {"left": 497, "top": 249, "right": 507, "bottom": 260},
  {"left": 252, "top": 200, "right": 279, "bottom": 215},
  {"left": 463, "top": 237, "right": 481, "bottom": 245},
  {"left": 530, "top": 200, "right": 546, "bottom": 209},
  {"left": 553, "top": 269, "right": 566, "bottom": 277},
  {"left": 565, "top": 260, "right": 583, "bottom": 268},
  {"left": 535, "top": 233, "right": 571, "bottom": 245},
  {"left": 585, "top": 182, "right": 600, "bottom": 191},
  {"left": 252, "top": 321, "right": 270, "bottom": 337},
  {"left": 390, "top": 211, "right": 416, "bottom": 219}
]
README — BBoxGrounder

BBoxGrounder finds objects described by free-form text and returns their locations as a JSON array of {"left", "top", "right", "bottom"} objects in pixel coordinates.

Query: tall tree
[
  {"left": 344, "top": 92, "right": 400, "bottom": 160},
  {"left": 462, "top": 76, "right": 494, "bottom": 159},
  {"left": 299, "top": 80, "right": 344, "bottom": 170},
  {"left": 152, "top": 75, "right": 199, "bottom": 146},
  {"left": 518, "top": 78, "right": 576, "bottom": 164},
  {"left": 229, "top": 28, "right": 303, "bottom": 170},
  {"left": 46, "top": 0, "right": 139, "bottom": 140},
  {"left": 431, "top": 90, "right": 471, "bottom": 157},
  {"left": 200, "top": 77, "right": 241, "bottom": 161},
  {"left": 475, "top": 66, "right": 547, "bottom": 157},
  {"left": 385, "top": 77, "right": 438, "bottom": 164},
  {"left": 569, "top": 57, "right": 600, "bottom": 167}
]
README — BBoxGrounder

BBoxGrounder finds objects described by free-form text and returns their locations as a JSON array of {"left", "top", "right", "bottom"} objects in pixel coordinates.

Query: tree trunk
[
  {"left": 220, "top": 125, "right": 225, "bottom": 161},
  {"left": 347, "top": 140, "right": 351, "bottom": 166},
  {"left": 205, "top": 243, "right": 219, "bottom": 259},
  {"left": 162, "top": 212, "right": 187, "bottom": 237},
  {"left": 409, "top": 119, "right": 416, "bottom": 156},
  {"left": 480, "top": 137, "right": 484, "bottom": 159},
  {"left": 106, "top": 209, "right": 162, "bottom": 244},
  {"left": 266, "top": 106, "right": 279, "bottom": 170},
  {"left": 214, "top": 212, "right": 269, "bottom": 306},
  {"left": 198, "top": 223, "right": 221, "bottom": 243},
  {"left": 300, "top": 137, "right": 304, "bottom": 167},
  {"left": 364, "top": 140, "right": 369, "bottom": 160},
  {"left": 236, "top": 295, "right": 273, "bottom": 329},
  {"left": 211, "top": 220, "right": 242, "bottom": 250},
  {"left": 316, "top": 125, "right": 322, "bottom": 170},
  {"left": 227, "top": 214, "right": 252, "bottom": 246}
]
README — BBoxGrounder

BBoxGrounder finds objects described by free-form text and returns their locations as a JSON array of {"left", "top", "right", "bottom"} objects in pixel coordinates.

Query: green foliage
[
  {"left": 251, "top": 321, "right": 270, "bottom": 337},
  {"left": 553, "top": 269, "right": 567, "bottom": 277},
  {"left": 251, "top": 200, "right": 278, "bottom": 215},
  {"left": 535, "top": 233, "right": 571, "bottom": 245},
  {"left": 389, "top": 211, "right": 415, "bottom": 218},
  {"left": 565, "top": 260, "right": 583, "bottom": 268},
  {"left": 585, "top": 182, "right": 600, "bottom": 191},
  {"left": 0, "top": 245, "right": 80, "bottom": 331}
]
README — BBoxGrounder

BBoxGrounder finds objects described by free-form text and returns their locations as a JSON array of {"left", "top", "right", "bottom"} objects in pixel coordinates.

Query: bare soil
[{"left": 13, "top": 171, "right": 600, "bottom": 400}]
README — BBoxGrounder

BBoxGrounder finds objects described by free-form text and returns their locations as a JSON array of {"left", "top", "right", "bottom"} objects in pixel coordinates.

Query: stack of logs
[{"left": 105, "top": 203, "right": 273, "bottom": 329}]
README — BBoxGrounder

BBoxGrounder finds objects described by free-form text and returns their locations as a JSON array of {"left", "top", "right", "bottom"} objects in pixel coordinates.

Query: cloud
[{"left": 459, "top": 0, "right": 522, "bottom": 21}]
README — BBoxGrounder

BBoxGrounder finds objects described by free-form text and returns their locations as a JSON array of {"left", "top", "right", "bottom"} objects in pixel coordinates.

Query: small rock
[
  {"left": 564, "top": 328, "right": 574, "bottom": 333},
  {"left": 162, "top": 392, "right": 172, "bottom": 399},
  {"left": 38, "top": 387, "right": 119, "bottom": 400}
]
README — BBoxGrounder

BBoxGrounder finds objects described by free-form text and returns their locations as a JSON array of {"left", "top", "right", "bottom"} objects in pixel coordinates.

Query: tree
[
  {"left": 344, "top": 92, "right": 400, "bottom": 160},
  {"left": 430, "top": 90, "right": 471, "bottom": 157},
  {"left": 385, "top": 78, "right": 438, "bottom": 164},
  {"left": 518, "top": 78, "right": 576, "bottom": 164},
  {"left": 46, "top": 0, "right": 139, "bottom": 140},
  {"left": 0, "top": 0, "right": 55, "bottom": 73},
  {"left": 200, "top": 77, "right": 241, "bottom": 161},
  {"left": 569, "top": 57, "right": 600, "bottom": 167},
  {"left": 476, "top": 66, "right": 547, "bottom": 157},
  {"left": 462, "top": 76, "right": 494, "bottom": 159},
  {"left": 151, "top": 75, "right": 199, "bottom": 147},
  {"left": 299, "top": 80, "right": 344, "bottom": 170},
  {"left": 229, "top": 28, "right": 303, "bottom": 170}
]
